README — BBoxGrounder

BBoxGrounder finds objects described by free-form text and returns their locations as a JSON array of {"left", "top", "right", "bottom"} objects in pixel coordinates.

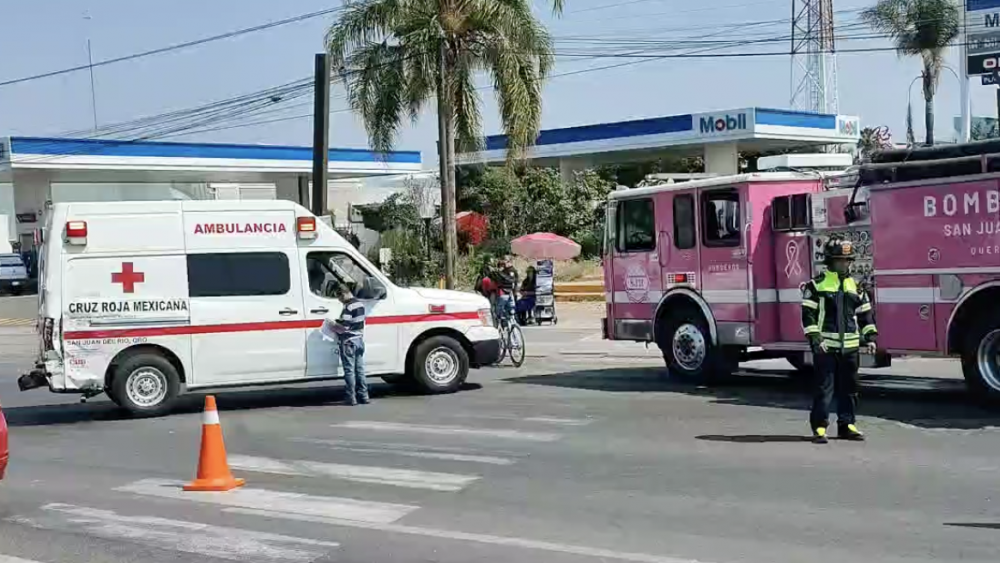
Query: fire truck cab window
[
  {"left": 616, "top": 198, "right": 655, "bottom": 253},
  {"left": 702, "top": 189, "right": 741, "bottom": 247},
  {"left": 673, "top": 194, "right": 695, "bottom": 249}
]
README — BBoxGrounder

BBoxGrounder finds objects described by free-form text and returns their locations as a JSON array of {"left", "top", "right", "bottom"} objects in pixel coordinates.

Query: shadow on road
[
  {"left": 696, "top": 434, "right": 814, "bottom": 444},
  {"left": 4, "top": 381, "right": 483, "bottom": 427},
  {"left": 505, "top": 365, "right": 1000, "bottom": 430},
  {"left": 944, "top": 523, "right": 1000, "bottom": 530}
]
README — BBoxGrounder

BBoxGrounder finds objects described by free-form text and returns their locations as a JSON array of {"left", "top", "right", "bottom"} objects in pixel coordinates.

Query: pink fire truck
[{"left": 602, "top": 141, "right": 1000, "bottom": 402}]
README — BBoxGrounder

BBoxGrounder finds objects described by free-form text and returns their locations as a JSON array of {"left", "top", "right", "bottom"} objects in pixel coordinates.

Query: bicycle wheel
[
  {"left": 493, "top": 320, "right": 508, "bottom": 365},
  {"left": 507, "top": 323, "right": 525, "bottom": 367}
]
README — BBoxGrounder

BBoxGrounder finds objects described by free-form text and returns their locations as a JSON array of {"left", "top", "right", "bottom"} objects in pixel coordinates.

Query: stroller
[{"left": 532, "top": 259, "right": 557, "bottom": 325}]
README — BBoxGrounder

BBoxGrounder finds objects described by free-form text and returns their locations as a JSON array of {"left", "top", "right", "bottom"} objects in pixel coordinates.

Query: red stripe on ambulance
[{"left": 62, "top": 311, "right": 480, "bottom": 340}]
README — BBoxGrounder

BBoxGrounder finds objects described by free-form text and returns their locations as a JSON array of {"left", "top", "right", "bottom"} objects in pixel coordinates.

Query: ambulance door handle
[
  {"left": 310, "top": 307, "right": 329, "bottom": 314},
  {"left": 279, "top": 308, "right": 298, "bottom": 316}
]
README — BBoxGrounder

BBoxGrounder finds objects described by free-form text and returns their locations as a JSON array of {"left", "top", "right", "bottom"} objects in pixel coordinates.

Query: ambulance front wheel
[
  {"left": 411, "top": 336, "right": 469, "bottom": 394},
  {"left": 107, "top": 352, "right": 181, "bottom": 417}
]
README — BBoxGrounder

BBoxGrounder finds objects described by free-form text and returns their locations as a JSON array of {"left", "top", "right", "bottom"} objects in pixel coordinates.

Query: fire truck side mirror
[{"left": 844, "top": 201, "right": 870, "bottom": 223}]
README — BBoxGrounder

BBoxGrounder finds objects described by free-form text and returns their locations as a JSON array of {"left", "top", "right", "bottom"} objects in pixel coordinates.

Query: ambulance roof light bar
[
  {"left": 296, "top": 216, "right": 317, "bottom": 239},
  {"left": 65, "top": 221, "right": 87, "bottom": 245}
]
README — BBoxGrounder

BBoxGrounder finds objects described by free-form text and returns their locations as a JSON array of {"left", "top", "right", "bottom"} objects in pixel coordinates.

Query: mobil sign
[
  {"left": 966, "top": 0, "right": 1000, "bottom": 76},
  {"left": 698, "top": 113, "right": 748, "bottom": 134}
]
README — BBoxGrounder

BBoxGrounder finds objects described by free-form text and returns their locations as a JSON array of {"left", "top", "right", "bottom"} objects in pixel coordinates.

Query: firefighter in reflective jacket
[{"left": 801, "top": 238, "right": 877, "bottom": 444}]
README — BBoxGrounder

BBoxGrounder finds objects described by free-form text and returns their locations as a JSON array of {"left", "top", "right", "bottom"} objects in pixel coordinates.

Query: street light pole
[{"left": 84, "top": 12, "right": 98, "bottom": 131}]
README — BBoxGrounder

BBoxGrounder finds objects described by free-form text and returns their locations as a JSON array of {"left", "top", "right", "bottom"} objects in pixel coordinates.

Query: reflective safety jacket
[{"left": 800, "top": 271, "right": 877, "bottom": 350}]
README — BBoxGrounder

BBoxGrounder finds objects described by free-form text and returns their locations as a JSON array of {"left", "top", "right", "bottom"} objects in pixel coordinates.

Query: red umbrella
[{"left": 511, "top": 232, "right": 581, "bottom": 261}]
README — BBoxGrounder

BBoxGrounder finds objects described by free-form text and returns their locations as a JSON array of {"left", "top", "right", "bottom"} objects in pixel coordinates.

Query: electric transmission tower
[{"left": 790, "top": 0, "right": 839, "bottom": 115}]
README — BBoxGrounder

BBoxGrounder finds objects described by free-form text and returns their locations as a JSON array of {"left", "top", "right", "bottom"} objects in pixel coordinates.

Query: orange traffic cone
[{"left": 184, "top": 395, "right": 245, "bottom": 492}]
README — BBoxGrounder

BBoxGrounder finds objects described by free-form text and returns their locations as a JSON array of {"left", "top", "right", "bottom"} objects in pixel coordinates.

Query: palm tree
[
  {"left": 856, "top": 126, "right": 892, "bottom": 162},
  {"left": 326, "top": 0, "right": 561, "bottom": 288},
  {"left": 861, "top": 0, "right": 960, "bottom": 146}
]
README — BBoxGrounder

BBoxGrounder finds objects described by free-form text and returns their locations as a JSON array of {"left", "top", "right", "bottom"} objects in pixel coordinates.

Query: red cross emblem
[{"left": 111, "top": 262, "right": 145, "bottom": 293}]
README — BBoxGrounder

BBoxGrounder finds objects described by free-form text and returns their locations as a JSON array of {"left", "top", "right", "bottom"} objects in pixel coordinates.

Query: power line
[{"left": 0, "top": 5, "right": 345, "bottom": 89}]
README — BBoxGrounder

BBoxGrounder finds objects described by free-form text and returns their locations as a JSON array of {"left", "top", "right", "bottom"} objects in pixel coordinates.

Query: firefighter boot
[
  {"left": 812, "top": 427, "right": 829, "bottom": 444},
  {"left": 838, "top": 424, "right": 865, "bottom": 441}
]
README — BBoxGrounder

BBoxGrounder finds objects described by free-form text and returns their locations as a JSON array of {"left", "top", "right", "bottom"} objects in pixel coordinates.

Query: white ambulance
[{"left": 20, "top": 200, "right": 502, "bottom": 416}]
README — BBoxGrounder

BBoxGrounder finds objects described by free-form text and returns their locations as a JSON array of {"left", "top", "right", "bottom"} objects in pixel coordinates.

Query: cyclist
[{"left": 494, "top": 256, "right": 519, "bottom": 324}]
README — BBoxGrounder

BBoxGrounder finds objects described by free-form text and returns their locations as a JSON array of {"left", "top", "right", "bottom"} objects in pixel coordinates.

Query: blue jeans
[
  {"left": 497, "top": 294, "right": 515, "bottom": 322},
  {"left": 339, "top": 337, "right": 368, "bottom": 403}
]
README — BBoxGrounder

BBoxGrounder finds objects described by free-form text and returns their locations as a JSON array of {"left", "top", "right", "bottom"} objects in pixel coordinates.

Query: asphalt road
[
  {"left": 0, "top": 321, "right": 998, "bottom": 563},
  {"left": 0, "top": 294, "right": 37, "bottom": 325}
]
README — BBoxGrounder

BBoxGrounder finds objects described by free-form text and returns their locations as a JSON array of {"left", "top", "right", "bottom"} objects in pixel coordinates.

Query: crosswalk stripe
[
  {"left": 0, "top": 556, "right": 49, "bottom": 563},
  {"left": 226, "top": 507, "right": 714, "bottom": 563},
  {"left": 523, "top": 416, "right": 593, "bottom": 426},
  {"left": 333, "top": 421, "right": 562, "bottom": 442},
  {"left": 291, "top": 438, "right": 516, "bottom": 466},
  {"left": 228, "top": 454, "right": 480, "bottom": 492},
  {"left": 453, "top": 414, "right": 594, "bottom": 427},
  {"left": 116, "top": 478, "right": 417, "bottom": 524},
  {"left": 11, "top": 503, "right": 338, "bottom": 563}
]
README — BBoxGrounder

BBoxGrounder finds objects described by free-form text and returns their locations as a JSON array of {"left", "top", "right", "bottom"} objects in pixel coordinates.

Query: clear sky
[{"left": 0, "top": 0, "right": 993, "bottom": 168}]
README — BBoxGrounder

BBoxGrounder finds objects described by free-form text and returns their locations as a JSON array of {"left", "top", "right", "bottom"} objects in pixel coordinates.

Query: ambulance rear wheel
[
  {"left": 412, "top": 336, "right": 468, "bottom": 394},
  {"left": 108, "top": 353, "right": 180, "bottom": 417},
  {"left": 658, "top": 310, "right": 733, "bottom": 382},
  {"left": 961, "top": 318, "right": 1000, "bottom": 403}
]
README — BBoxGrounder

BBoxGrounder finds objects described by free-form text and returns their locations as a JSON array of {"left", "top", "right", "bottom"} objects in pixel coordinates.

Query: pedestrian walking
[
  {"left": 800, "top": 238, "right": 877, "bottom": 443},
  {"left": 333, "top": 283, "right": 369, "bottom": 406}
]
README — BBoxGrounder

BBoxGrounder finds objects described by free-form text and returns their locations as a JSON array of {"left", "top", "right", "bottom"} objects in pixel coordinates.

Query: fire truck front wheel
[
  {"left": 961, "top": 318, "right": 1000, "bottom": 402},
  {"left": 658, "top": 311, "right": 734, "bottom": 381}
]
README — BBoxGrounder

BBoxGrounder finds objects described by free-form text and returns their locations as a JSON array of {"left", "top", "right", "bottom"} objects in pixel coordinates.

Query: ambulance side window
[
  {"left": 307, "top": 251, "right": 386, "bottom": 300},
  {"left": 701, "top": 189, "right": 741, "bottom": 248},
  {"left": 187, "top": 252, "right": 290, "bottom": 297}
]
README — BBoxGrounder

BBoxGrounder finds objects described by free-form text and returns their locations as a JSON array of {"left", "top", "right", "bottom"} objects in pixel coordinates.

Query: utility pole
[{"left": 311, "top": 52, "right": 331, "bottom": 216}]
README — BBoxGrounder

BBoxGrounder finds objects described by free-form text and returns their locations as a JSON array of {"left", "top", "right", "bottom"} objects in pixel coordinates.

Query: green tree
[
  {"left": 971, "top": 118, "right": 1000, "bottom": 140},
  {"left": 856, "top": 126, "right": 892, "bottom": 162},
  {"left": 861, "top": 0, "right": 960, "bottom": 146},
  {"left": 326, "top": 0, "right": 561, "bottom": 289}
]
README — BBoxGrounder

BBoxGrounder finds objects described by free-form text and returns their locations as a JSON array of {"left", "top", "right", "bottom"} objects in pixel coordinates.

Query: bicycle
[{"left": 493, "top": 294, "right": 525, "bottom": 367}]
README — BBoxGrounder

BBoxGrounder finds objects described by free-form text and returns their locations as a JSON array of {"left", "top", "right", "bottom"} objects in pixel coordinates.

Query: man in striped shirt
[{"left": 335, "top": 284, "right": 369, "bottom": 406}]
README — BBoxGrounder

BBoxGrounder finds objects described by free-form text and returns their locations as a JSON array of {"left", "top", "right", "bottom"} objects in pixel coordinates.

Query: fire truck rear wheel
[
  {"left": 961, "top": 318, "right": 1000, "bottom": 402},
  {"left": 658, "top": 311, "right": 733, "bottom": 382},
  {"left": 107, "top": 352, "right": 181, "bottom": 417}
]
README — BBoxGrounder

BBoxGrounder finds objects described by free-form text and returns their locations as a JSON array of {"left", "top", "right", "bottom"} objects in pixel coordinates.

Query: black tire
[
  {"left": 411, "top": 336, "right": 469, "bottom": 394},
  {"left": 960, "top": 315, "right": 1000, "bottom": 404},
  {"left": 107, "top": 351, "right": 181, "bottom": 417},
  {"left": 656, "top": 307, "right": 735, "bottom": 383},
  {"left": 507, "top": 324, "right": 526, "bottom": 367},
  {"left": 380, "top": 373, "right": 414, "bottom": 388},
  {"left": 495, "top": 330, "right": 507, "bottom": 365}
]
